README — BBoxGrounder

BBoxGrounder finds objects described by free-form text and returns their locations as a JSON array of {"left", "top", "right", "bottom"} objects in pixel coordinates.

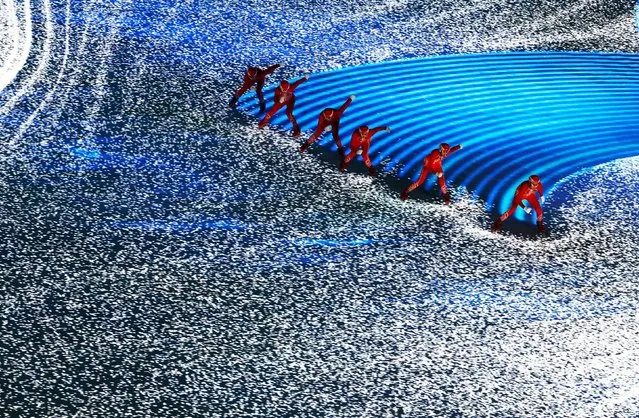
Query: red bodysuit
[
  {"left": 258, "top": 75, "right": 309, "bottom": 136},
  {"left": 400, "top": 144, "right": 462, "bottom": 203},
  {"left": 299, "top": 96, "right": 355, "bottom": 156},
  {"left": 229, "top": 64, "right": 281, "bottom": 112},
  {"left": 340, "top": 125, "right": 390, "bottom": 176},
  {"left": 493, "top": 178, "right": 545, "bottom": 232}
]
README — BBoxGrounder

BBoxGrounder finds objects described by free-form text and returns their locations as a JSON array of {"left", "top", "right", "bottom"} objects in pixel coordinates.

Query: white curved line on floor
[
  {"left": 0, "top": 0, "right": 49, "bottom": 118},
  {"left": 16, "top": 0, "right": 72, "bottom": 141}
]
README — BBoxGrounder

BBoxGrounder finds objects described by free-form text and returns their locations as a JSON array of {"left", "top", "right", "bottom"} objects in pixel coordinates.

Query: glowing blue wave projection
[{"left": 239, "top": 52, "right": 639, "bottom": 222}]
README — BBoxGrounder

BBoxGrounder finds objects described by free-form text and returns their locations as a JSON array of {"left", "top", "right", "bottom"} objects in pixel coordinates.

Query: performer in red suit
[
  {"left": 258, "top": 74, "right": 309, "bottom": 137},
  {"left": 400, "top": 143, "right": 463, "bottom": 204},
  {"left": 229, "top": 64, "right": 281, "bottom": 112},
  {"left": 339, "top": 125, "right": 391, "bottom": 176},
  {"left": 492, "top": 175, "right": 545, "bottom": 233},
  {"left": 299, "top": 95, "right": 356, "bottom": 156}
]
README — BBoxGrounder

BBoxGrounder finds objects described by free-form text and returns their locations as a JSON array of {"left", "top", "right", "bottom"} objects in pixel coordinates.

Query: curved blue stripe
[
  {"left": 444, "top": 109, "right": 639, "bottom": 180},
  {"left": 467, "top": 125, "right": 639, "bottom": 199}
]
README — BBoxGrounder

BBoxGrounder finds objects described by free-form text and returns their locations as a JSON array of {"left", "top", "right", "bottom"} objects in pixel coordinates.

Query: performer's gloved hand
[
  {"left": 349, "top": 94, "right": 356, "bottom": 101},
  {"left": 436, "top": 172, "right": 443, "bottom": 178},
  {"left": 524, "top": 207, "right": 532, "bottom": 214},
  {"left": 459, "top": 144, "right": 464, "bottom": 149},
  {"left": 400, "top": 190, "right": 409, "bottom": 201},
  {"left": 324, "top": 125, "right": 332, "bottom": 132},
  {"left": 540, "top": 196, "right": 545, "bottom": 204},
  {"left": 385, "top": 127, "right": 391, "bottom": 133},
  {"left": 304, "top": 73, "right": 310, "bottom": 80}
]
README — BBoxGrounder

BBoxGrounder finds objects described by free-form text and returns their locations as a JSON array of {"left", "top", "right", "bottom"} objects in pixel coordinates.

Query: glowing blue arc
[
  {"left": 245, "top": 52, "right": 639, "bottom": 223},
  {"left": 468, "top": 124, "right": 639, "bottom": 197},
  {"left": 388, "top": 97, "right": 639, "bottom": 175}
]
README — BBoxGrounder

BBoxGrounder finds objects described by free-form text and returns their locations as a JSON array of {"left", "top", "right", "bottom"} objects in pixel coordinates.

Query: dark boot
[
  {"left": 443, "top": 192, "right": 451, "bottom": 204},
  {"left": 400, "top": 190, "right": 409, "bottom": 201},
  {"left": 368, "top": 166, "right": 377, "bottom": 177},
  {"left": 259, "top": 101, "right": 266, "bottom": 113},
  {"left": 537, "top": 220, "right": 545, "bottom": 234},
  {"left": 491, "top": 218, "right": 502, "bottom": 233}
]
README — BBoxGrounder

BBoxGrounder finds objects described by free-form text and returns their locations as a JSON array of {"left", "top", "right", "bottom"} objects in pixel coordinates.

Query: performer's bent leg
[
  {"left": 527, "top": 198, "right": 543, "bottom": 221},
  {"left": 527, "top": 198, "right": 545, "bottom": 232},
  {"left": 256, "top": 80, "right": 266, "bottom": 112},
  {"left": 499, "top": 202, "right": 519, "bottom": 222},
  {"left": 340, "top": 153, "right": 354, "bottom": 172},
  {"left": 361, "top": 142, "right": 376, "bottom": 176},
  {"left": 258, "top": 102, "right": 284, "bottom": 128},
  {"left": 401, "top": 168, "right": 429, "bottom": 200},
  {"left": 285, "top": 98, "right": 300, "bottom": 137},
  {"left": 340, "top": 145, "right": 358, "bottom": 172},
  {"left": 300, "top": 118, "right": 326, "bottom": 152},
  {"left": 492, "top": 201, "right": 520, "bottom": 231},
  {"left": 436, "top": 173, "right": 451, "bottom": 203},
  {"left": 229, "top": 84, "right": 250, "bottom": 107},
  {"left": 331, "top": 122, "right": 344, "bottom": 156}
]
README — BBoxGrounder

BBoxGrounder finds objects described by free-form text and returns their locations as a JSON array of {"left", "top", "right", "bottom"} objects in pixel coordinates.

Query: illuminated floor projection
[
  {"left": 1, "top": 0, "right": 639, "bottom": 417},
  {"left": 243, "top": 52, "right": 639, "bottom": 222}
]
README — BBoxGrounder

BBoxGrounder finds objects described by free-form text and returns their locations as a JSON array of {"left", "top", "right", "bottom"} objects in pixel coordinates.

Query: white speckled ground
[{"left": 1, "top": 0, "right": 639, "bottom": 416}]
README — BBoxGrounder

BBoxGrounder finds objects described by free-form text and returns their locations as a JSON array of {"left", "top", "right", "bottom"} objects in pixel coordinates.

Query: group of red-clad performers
[{"left": 229, "top": 64, "right": 546, "bottom": 234}]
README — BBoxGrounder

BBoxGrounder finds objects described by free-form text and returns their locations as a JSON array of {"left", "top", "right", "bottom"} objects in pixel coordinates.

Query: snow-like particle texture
[{"left": 1, "top": 0, "right": 639, "bottom": 417}]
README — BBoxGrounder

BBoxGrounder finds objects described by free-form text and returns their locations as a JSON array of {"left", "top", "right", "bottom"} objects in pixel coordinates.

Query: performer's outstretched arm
[
  {"left": 291, "top": 74, "right": 310, "bottom": 90},
  {"left": 448, "top": 144, "right": 463, "bottom": 156},
  {"left": 337, "top": 95, "right": 355, "bottom": 116},
  {"left": 369, "top": 126, "right": 390, "bottom": 136},
  {"left": 264, "top": 63, "right": 281, "bottom": 75}
]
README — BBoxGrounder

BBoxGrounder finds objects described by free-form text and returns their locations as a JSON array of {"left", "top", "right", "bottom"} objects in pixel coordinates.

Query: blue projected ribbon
[{"left": 238, "top": 52, "right": 639, "bottom": 222}]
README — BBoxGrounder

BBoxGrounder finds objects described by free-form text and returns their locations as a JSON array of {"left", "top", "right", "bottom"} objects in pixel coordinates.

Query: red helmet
[
  {"left": 280, "top": 80, "right": 290, "bottom": 92},
  {"left": 247, "top": 67, "right": 258, "bottom": 79},
  {"left": 323, "top": 109, "right": 335, "bottom": 121},
  {"left": 439, "top": 143, "right": 451, "bottom": 156},
  {"left": 529, "top": 174, "right": 540, "bottom": 185},
  {"left": 358, "top": 125, "right": 370, "bottom": 135}
]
